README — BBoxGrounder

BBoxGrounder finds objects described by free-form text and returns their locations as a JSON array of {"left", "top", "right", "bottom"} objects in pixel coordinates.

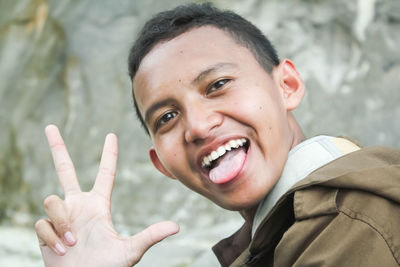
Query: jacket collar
[
  {"left": 252, "top": 135, "right": 354, "bottom": 237},
  {"left": 212, "top": 136, "right": 360, "bottom": 266}
]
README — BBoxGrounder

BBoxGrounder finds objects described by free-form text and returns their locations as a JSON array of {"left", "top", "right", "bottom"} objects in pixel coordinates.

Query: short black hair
[{"left": 128, "top": 2, "right": 280, "bottom": 134}]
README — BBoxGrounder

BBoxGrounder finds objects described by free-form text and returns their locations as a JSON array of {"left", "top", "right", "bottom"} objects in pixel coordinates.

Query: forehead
[
  {"left": 139, "top": 26, "right": 245, "bottom": 70},
  {"left": 133, "top": 26, "right": 258, "bottom": 112}
]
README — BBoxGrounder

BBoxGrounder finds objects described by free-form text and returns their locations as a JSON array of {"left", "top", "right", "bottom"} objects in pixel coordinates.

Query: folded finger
[
  {"left": 35, "top": 219, "right": 67, "bottom": 256},
  {"left": 45, "top": 125, "right": 81, "bottom": 195},
  {"left": 92, "top": 133, "right": 118, "bottom": 201},
  {"left": 43, "top": 195, "right": 76, "bottom": 246}
]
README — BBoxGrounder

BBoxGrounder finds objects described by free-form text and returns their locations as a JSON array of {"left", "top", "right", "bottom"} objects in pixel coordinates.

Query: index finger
[{"left": 45, "top": 125, "right": 81, "bottom": 196}]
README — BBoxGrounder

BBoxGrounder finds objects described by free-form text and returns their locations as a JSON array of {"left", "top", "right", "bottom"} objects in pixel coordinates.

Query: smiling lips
[
  {"left": 202, "top": 138, "right": 247, "bottom": 167},
  {"left": 201, "top": 138, "right": 248, "bottom": 184}
]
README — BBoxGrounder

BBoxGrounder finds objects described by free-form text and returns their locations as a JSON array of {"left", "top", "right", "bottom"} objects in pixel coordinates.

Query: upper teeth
[{"left": 202, "top": 138, "right": 247, "bottom": 168}]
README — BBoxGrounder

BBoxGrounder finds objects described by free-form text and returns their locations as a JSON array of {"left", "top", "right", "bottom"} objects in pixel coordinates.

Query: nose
[{"left": 184, "top": 105, "right": 222, "bottom": 144}]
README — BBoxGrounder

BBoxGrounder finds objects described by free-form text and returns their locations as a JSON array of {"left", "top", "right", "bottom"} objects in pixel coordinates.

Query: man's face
[{"left": 133, "top": 26, "right": 301, "bottom": 211}]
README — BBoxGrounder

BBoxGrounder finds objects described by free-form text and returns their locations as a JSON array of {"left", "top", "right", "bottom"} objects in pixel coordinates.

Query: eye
[
  {"left": 155, "top": 111, "right": 178, "bottom": 130},
  {"left": 207, "top": 79, "right": 231, "bottom": 94}
]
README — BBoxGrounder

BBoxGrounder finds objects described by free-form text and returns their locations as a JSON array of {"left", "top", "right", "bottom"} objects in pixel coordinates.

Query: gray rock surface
[{"left": 0, "top": 0, "right": 399, "bottom": 266}]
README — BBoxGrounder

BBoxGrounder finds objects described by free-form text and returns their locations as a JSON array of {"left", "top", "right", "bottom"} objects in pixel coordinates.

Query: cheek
[
  {"left": 238, "top": 96, "right": 282, "bottom": 129},
  {"left": 155, "top": 137, "right": 182, "bottom": 169}
]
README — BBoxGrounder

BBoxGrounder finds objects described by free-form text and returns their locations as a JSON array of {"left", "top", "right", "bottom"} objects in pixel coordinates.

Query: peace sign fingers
[
  {"left": 45, "top": 125, "right": 81, "bottom": 196},
  {"left": 92, "top": 133, "right": 118, "bottom": 202}
]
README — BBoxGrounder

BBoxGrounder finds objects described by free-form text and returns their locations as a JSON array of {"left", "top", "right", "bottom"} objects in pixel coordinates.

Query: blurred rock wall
[{"left": 0, "top": 0, "right": 399, "bottom": 266}]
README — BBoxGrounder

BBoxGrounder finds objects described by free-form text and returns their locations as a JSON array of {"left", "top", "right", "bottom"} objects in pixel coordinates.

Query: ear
[
  {"left": 149, "top": 147, "right": 176, "bottom": 180},
  {"left": 276, "top": 59, "right": 305, "bottom": 111}
]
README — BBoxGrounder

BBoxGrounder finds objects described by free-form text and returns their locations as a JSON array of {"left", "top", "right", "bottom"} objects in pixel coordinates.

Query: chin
[{"left": 215, "top": 194, "right": 265, "bottom": 211}]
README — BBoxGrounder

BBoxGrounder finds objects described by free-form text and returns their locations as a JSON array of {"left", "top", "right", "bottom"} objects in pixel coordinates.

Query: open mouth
[{"left": 201, "top": 138, "right": 250, "bottom": 184}]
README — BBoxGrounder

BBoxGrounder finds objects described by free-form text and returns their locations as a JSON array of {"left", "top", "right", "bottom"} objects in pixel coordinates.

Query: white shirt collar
[{"left": 251, "top": 135, "right": 346, "bottom": 237}]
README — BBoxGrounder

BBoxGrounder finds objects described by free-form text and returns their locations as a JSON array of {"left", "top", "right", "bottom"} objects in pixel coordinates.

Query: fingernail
[
  {"left": 55, "top": 243, "right": 66, "bottom": 255},
  {"left": 64, "top": 231, "right": 76, "bottom": 245}
]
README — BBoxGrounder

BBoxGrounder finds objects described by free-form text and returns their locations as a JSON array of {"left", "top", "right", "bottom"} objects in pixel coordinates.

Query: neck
[
  {"left": 288, "top": 112, "right": 305, "bottom": 149},
  {"left": 240, "top": 113, "right": 305, "bottom": 224}
]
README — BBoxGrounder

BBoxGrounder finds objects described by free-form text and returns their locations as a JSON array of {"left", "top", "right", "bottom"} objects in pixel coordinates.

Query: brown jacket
[{"left": 213, "top": 146, "right": 400, "bottom": 266}]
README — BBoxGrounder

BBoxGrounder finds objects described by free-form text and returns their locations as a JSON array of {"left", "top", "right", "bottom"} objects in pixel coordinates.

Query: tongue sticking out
[{"left": 209, "top": 147, "right": 247, "bottom": 184}]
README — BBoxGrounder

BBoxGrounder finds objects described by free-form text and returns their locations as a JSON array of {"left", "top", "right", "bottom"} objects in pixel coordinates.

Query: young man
[{"left": 35, "top": 3, "right": 400, "bottom": 267}]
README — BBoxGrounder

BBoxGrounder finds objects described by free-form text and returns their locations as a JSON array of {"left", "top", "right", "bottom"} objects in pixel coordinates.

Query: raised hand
[{"left": 35, "top": 125, "right": 179, "bottom": 267}]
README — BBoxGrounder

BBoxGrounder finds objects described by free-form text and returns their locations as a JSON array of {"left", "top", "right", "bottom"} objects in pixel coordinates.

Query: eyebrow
[
  {"left": 192, "top": 62, "right": 238, "bottom": 85},
  {"left": 144, "top": 62, "right": 238, "bottom": 126},
  {"left": 144, "top": 97, "right": 175, "bottom": 126}
]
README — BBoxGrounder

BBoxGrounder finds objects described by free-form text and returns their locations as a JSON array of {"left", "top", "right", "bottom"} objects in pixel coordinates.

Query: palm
[
  {"left": 41, "top": 193, "right": 127, "bottom": 267},
  {"left": 37, "top": 125, "right": 179, "bottom": 267}
]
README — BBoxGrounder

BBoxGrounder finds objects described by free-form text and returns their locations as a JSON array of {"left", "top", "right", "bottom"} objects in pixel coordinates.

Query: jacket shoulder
[
  {"left": 274, "top": 185, "right": 400, "bottom": 266},
  {"left": 276, "top": 146, "right": 400, "bottom": 267}
]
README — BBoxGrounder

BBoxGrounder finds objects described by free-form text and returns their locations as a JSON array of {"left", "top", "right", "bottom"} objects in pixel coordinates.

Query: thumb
[{"left": 126, "top": 221, "right": 180, "bottom": 264}]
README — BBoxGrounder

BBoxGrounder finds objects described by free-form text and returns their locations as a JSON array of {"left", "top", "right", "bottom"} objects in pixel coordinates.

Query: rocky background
[{"left": 0, "top": 0, "right": 399, "bottom": 266}]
